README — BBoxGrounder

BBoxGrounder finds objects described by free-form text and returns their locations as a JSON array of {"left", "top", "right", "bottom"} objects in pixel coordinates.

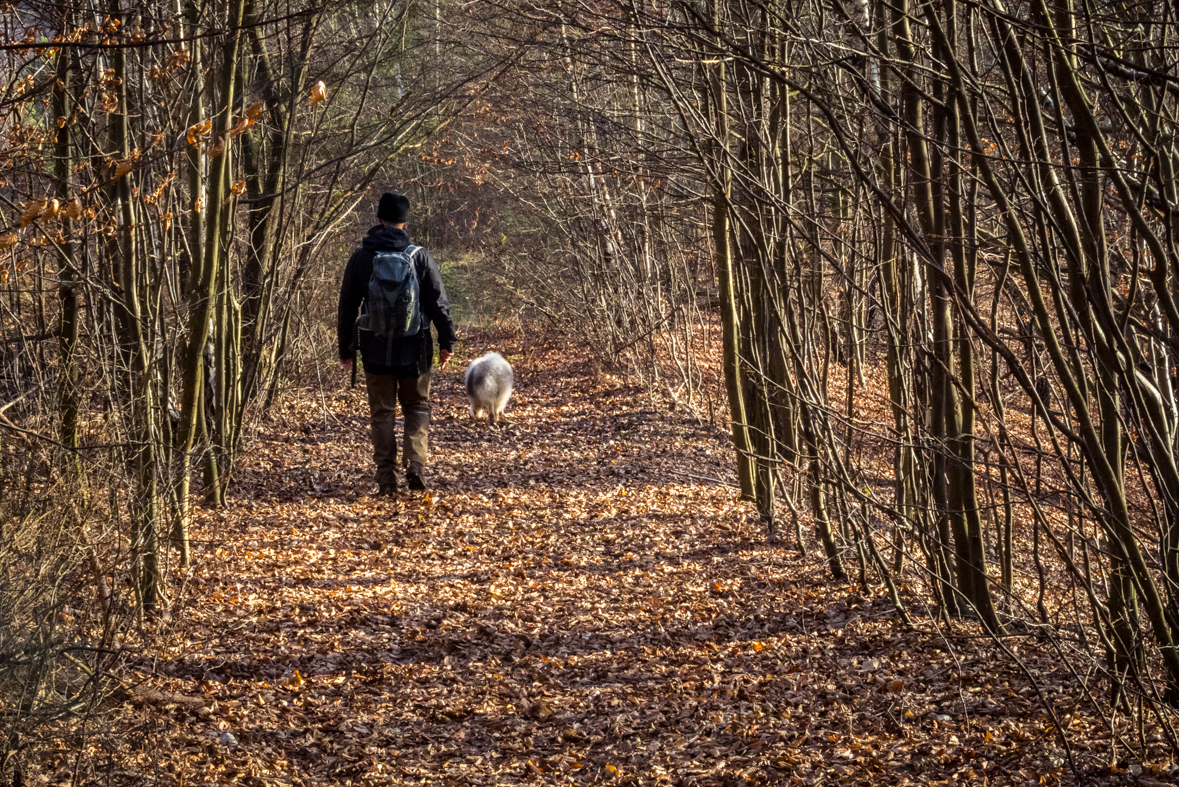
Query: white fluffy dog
[{"left": 464, "top": 352, "right": 514, "bottom": 425}]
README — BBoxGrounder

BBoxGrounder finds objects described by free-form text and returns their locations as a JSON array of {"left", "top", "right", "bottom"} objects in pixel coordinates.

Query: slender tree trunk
[
  {"left": 708, "top": 42, "right": 756, "bottom": 500},
  {"left": 53, "top": 21, "right": 81, "bottom": 491},
  {"left": 176, "top": 0, "right": 246, "bottom": 555}
]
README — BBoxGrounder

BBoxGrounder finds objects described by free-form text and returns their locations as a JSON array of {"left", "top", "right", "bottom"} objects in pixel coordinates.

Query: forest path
[{"left": 136, "top": 332, "right": 1083, "bottom": 786}]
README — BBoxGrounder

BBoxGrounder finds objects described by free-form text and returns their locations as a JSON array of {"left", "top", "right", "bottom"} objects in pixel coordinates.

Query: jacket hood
[{"left": 362, "top": 224, "right": 410, "bottom": 252}]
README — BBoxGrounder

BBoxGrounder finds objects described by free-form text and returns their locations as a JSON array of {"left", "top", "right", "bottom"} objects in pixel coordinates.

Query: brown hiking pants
[{"left": 365, "top": 369, "right": 431, "bottom": 486}]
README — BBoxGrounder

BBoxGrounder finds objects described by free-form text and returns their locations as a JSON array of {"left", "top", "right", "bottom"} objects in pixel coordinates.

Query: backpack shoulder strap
[{"left": 404, "top": 245, "right": 425, "bottom": 275}]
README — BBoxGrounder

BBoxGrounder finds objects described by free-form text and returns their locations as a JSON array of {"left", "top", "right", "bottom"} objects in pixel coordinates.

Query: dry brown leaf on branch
[
  {"left": 222, "top": 180, "right": 246, "bottom": 205},
  {"left": 310, "top": 80, "right": 327, "bottom": 105},
  {"left": 186, "top": 118, "right": 212, "bottom": 146},
  {"left": 19, "top": 199, "right": 45, "bottom": 228},
  {"left": 112, "top": 149, "right": 141, "bottom": 180},
  {"left": 226, "top": 115, "right": 254, "bottom": 138}
]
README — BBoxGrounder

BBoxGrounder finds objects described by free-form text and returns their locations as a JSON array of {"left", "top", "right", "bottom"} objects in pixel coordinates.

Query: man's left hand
[{"left": 439, "top": 349, "right": 453, "bottom": 370}]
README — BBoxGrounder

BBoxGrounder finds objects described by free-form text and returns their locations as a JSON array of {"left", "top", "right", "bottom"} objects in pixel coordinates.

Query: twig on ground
[{"left": 668, "top": 469, "right": 739, "bottom": 488}]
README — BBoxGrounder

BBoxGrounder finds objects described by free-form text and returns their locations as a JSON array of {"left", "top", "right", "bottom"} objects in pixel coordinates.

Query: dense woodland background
[{"left": 5, "top": 0, "right": 1179, "bottom": 779}]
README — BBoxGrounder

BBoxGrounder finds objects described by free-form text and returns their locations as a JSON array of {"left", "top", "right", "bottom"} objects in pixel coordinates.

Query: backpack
[{"left": 360, "top": 245, "right": 422, "bottom": 337}]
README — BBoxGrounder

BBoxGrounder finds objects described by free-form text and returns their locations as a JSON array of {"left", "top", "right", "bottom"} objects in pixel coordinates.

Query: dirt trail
[{"left": 122, "top": 334, "right": 1124, "bottom": 786}]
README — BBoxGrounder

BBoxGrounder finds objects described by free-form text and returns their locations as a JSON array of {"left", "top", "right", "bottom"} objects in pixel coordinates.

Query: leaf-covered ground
[{"left": 106, "top": 333, "right": 1176, "bottom": 786}]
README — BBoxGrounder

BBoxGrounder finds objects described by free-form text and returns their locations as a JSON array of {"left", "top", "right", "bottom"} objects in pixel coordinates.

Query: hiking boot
[
  {"left": 406, "top": 465, "right": 427, "bottom": 491},
  {"left": 377, "top": 482, "right": 399, "bottom": 497}
]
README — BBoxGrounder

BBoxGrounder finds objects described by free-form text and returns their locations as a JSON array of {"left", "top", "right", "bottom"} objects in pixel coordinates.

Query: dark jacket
[{"left": 338, "top": 225, "right": 457, "bottom": 376}]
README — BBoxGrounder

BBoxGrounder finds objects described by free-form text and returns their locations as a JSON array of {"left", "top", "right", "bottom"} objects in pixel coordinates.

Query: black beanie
[{"left": 377, "top": 193, "right": 409, "bottom": 223}]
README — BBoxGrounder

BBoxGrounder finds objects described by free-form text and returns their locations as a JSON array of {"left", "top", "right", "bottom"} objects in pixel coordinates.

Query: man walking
[{"left": 338, "top": 193, "right": 456, "bottom": 494}]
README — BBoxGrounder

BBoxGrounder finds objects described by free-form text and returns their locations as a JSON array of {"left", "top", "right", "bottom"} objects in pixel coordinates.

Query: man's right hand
[{"left": 341, "top": 358, "right": 353, "bottom": 371}]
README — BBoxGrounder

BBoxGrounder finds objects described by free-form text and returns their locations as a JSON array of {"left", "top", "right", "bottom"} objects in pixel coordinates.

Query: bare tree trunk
[
  {"left": 706, "top": 28, "right": 756, "bottom": 501},
  {"left": 53, "top": 17, "right": 81, "bottom": 491},
  {"left": 176, "top": 0, "right": 246, "bottom": 552}
]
